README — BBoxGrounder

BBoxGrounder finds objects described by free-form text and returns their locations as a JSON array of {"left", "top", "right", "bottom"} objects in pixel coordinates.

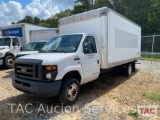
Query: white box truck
[
  {"left": 0, "top": 23, "right": 47, "bottom": 68},
  {"left": 12, "top": 7, "right": 141, "bottom": 105},
  {"left": 16, "top": 28, "right": 59, "bottom": 59}
]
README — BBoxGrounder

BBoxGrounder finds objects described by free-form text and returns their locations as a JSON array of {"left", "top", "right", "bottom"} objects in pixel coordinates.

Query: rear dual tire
[{"left": 125, "top": 62, "right": 135, "bottom": 77}]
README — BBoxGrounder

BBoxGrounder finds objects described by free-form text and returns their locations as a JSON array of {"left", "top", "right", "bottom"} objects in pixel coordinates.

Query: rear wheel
[
  {"left": 59, "top": 78, "right": 80, "bottom": 105},
  {"left": 125, "top": 63, "right": 132, "bottom": 77},
  {"left": 132, "top": 62, "right": 136, "bottom": 72},
  {"left": 4, "top": 55, "right": 14, "bottom": 69}
]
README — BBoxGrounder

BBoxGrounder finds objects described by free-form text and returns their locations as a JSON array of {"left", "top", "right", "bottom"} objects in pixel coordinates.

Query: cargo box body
[
  {"left": 30, "top": 28, "right": 59, "bottom": 42},
  {"left": 59, "top": 7, "right": 141, "bottom": 69},
  {"left": 1, "top": 23, "right": 47, "bottom": 46}
]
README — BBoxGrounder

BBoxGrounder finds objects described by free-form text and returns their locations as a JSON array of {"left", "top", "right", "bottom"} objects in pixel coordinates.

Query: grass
[
  {"left": 141, "top": 54, "right": 160, "bottom": 61},
  {"left": 142, "top": 92, "right": 160, "bottom": 105},
  {"left": 128, "top": 110, "right": 139, "bottom": 118}
]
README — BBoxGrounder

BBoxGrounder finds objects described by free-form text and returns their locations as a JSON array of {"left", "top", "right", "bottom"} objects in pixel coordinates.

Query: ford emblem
[{"left": 21, "top": 68, "right": 27, "bottom": 72}]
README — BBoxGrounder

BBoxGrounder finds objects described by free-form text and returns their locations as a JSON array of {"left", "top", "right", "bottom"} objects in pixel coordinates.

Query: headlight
[
  {"left": 0, "top": 53, "right": 2, "bottom": 56},
  {"left": 43, "top": 65, "right": 58, "bottom": 80},
  {"left": 46, "top": 73, "right": 52, "bottom": 79},
  {"left": 45, "top": 65, "right": 57, "bottom": 71}
]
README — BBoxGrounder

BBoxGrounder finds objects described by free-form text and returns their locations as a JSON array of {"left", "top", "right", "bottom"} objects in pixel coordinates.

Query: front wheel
[
  {"left": 4, "top": 55, "right": 14, "bottom": 69},
  {"left": 59, "top": 78, "right": 80, "bottom": 105}
]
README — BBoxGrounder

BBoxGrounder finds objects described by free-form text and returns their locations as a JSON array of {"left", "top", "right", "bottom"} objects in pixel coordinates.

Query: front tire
[
  {"left": 59, "top": 78, "right": 80, "bottom": 105},
  {"left": 4, "top": 55, "right": 14, "bottom": 69}
]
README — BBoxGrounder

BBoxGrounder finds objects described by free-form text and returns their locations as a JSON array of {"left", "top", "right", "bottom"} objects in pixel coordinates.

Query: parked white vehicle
[
  {"left": 16, "top": 28, "right": 59, "bottom": 59},
  {"left": 16, "top": 41, "right": 47, "bottom": 59},
  {"left": 0, "top": 23, "right": 48, "bottom": 68},
  {"left": 0, "top": 36, "right": 23, "bottom": 68},
  {"left": 12, "top": 7, "right": 141, "bottom": 105}
]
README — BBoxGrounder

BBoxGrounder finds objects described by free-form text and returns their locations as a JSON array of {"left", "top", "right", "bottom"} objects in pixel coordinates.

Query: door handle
[
  {"left": 74, "top": 57, "right": 80, "bottom": 61},
  {"left": 97, "top": 60, "right": 99, "bottom": 64}
]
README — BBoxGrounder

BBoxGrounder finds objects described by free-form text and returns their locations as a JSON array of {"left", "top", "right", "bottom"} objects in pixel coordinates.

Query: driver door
[
  {"left": 81, "top": 36, "right": 100, "bottom": 84},
  {"left": 12, "top": 38, "right": 21, "bottom": 55}
]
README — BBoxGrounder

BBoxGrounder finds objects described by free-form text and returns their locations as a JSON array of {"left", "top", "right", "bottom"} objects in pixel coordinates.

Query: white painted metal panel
[
  {"left": 0, "top": 30, "right": 2, "bottom": 37},
  {"left": 107, "top": 11, "right": 141, "bottom": 67},
  {"left": 24, "top": 24, "right": 47, "bottom": 45},
  {"left": 30, "top": 28, "right": 59, "bottom": 42}
]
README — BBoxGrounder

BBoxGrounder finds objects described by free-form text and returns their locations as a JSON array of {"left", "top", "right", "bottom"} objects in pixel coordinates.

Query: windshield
[
  {"left": 24, "top": 42, "right": 47, "bottom": 51},
  {"left": 41, "top": 34, "right": 82, "bottom": 53},
  {"left": 0, "top": 38, "right": 11, "bottom": 47}
]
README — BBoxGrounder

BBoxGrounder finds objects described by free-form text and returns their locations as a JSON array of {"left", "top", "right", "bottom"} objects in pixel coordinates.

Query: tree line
[{"left": 12, "top": 0, "right": 160, "bottom": 35}]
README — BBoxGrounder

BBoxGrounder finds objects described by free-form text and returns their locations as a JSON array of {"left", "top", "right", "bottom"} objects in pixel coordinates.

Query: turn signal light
[{"left": 45, "top": 65, "right": 57, "bottom": 71}]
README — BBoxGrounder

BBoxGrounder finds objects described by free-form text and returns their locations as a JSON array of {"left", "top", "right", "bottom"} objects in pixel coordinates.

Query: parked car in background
[{"left": 16, "top": 41, "right": 47, "bottom": 59}]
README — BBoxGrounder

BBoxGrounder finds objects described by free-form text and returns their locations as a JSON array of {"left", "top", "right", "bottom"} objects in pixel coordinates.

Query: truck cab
[
  {"left": 0, "top": 36, "right": 23, "bottom": 68},
  {"left": 12, "top": 33, "right": 100, "bottom": 105}
]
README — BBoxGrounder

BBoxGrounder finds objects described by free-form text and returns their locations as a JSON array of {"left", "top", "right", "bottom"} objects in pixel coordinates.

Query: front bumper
[
  {"left": 12, "top": 76, "right": 62, "bottom": 97},
  {"left": 0, "top": 58, "right": 3, "bottom": 65}
]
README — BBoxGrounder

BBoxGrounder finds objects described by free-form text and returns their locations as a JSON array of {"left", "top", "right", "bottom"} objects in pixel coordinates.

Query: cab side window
[
  {"left": 83, "top": 36, "right": 97, "bottom": 54},
  {"left": 12, "top": 38, "right": 19, "bottom": 46}
]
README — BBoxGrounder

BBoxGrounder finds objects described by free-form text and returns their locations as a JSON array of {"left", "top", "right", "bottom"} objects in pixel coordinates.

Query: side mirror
[{"left": 20, "top": 47, "right": 23, "bottom": 51}]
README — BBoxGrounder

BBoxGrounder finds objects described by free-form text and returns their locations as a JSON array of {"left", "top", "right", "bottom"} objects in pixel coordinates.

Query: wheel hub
[
  {"left": 68, "top": 83, "right": 78, "bottom": 101},
  {"left": 7, "top": 58, "right": 13, "bottom": 67},
  {"left": 128, "top": 65, "right": 132, "bottom": 75}
]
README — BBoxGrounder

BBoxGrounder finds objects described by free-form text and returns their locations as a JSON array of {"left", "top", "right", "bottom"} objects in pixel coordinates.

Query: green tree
[
  {"left": 75, "top": 0, "right": 92, "bottom": 11},
  {"left": 94, "top": 0, "right": 160, "bottom": 34},
  {"left": 17, "top": 15, "right": 34, "bottom": 24},
  {"left": 34, "top": 16, "right": 41, "bottom": 25},
  {"left": 94, "top": 0, "right": 114, "bottom": 9},
  {"left": 11, "top": 22, "right": 15, "bottom": 24},
  {"left": 72, "top": 4, "right": 85, "bottom": 14}
]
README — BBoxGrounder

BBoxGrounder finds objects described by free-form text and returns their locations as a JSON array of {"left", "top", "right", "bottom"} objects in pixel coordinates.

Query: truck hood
[
  {"left": 19, "top": 53, "right": 76, "bottom": 65},
  {"left": 17, "top": 51, "right": 38, "bottom": 55},
  {"left": 0, "top": 46, "right": 9, "bottom": 50}
]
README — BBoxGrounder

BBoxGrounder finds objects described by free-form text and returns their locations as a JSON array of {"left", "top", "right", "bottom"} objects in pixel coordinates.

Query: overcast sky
[{"left": 0, "top": 0, "right": 75, "bottom": 26}]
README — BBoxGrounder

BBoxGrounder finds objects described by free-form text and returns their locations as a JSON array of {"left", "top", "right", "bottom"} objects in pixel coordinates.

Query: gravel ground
[{"left": 0, "top": 60, "right": 160, "bottom": 120}]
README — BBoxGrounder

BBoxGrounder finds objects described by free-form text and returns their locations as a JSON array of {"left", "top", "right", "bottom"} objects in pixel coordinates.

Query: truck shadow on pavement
[
  {"left": 2, "top": 71, "right": 14, "bottom": 78},
  {"left": 0, "top": 69, "right": 139, "bottom": 120},
  {"left": 0, "top": 66, "right": 6, "bottom": 71}
]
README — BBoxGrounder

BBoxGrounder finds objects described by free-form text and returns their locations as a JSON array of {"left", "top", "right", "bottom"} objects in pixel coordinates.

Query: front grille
[{"left": 15, "top": 59, "right": 42, "bottom": 81}]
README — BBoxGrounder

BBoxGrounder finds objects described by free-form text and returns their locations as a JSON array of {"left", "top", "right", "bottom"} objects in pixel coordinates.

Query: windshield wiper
[
  {"left": 47, "top": 50, "right": 69, "bottom": 53},
  {"left": 39, "top": 50, "right": 46, "bottom": 53}
]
